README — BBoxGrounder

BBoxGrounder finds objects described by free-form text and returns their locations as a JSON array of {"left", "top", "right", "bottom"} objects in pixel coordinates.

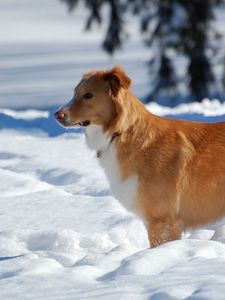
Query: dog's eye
[{"left": 83, "top": 93, "right": 93, "bottom": 99}]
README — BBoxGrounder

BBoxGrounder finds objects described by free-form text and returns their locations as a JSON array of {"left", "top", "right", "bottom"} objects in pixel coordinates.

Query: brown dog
[{"left": 55, "top": 65, "right": 225, "bottom": 248}]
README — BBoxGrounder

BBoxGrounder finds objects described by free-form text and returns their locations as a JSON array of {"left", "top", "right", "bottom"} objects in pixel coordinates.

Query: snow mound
[
  {"left": 148, "top": 98, "right": 225, "bottom": 117},
  {"left": 0, "top": 108, "right": 49, "bottom": 120}
]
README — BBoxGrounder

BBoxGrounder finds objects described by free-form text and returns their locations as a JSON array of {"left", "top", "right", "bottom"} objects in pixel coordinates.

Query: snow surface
[
  {"left": 1, "top": 102, "right": 225, "bottom": 300},
  {"left": 2, "top": 0, "right": 225, "bottom": 299}
]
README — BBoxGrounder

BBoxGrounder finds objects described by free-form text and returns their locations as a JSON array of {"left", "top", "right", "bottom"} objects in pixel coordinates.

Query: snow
[
  {"left": 148, "top": 98, "right": 225, "bottom": 117},
  {"left": 2, "top": 105, "right": 225, "bottom": 300},
  {"left": 0, "top": 108, "right": 49, "bottom": 120},
  {"left": 2, "top": 0, "right": 225, "bottom": 299}
]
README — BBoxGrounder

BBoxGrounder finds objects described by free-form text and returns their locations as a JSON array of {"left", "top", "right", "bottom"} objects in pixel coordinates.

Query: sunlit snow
[{"left": 1, "top": 1, "right": 225, "bottom": 299}]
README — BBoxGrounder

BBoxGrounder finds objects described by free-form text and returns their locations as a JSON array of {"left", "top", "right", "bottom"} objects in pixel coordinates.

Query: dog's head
[{"left": 55, "top": 65, "right": 131, "bottom": 130}]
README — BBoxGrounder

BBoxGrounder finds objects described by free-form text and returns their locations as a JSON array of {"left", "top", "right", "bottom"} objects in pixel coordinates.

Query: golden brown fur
[{"left": 55, "top": 65, "right": 225, "bottom": 248}]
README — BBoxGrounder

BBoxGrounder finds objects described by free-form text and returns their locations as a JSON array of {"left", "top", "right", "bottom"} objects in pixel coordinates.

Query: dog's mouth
[
  {"left": 77, "top": 120, "right": 91, "bottom": 127},
  {"left": 55, "top": 111, "right": 91, "bottom": 128},
  {"left": 55, "top": 110, "right": 91, "bottom": 128},
  {"left": 64, "top": 120, "right": 91, "bottom": 128}
]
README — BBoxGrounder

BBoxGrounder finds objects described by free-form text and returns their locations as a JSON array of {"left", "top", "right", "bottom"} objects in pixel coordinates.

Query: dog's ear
[
  {"left": 104, "top": 65, "right": 132, "bottom": 96},
  {"left": 82, "top": 70, "right": 96, "bottom": 79}
]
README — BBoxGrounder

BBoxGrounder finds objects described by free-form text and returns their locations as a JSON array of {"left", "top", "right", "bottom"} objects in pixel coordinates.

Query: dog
[{"left": 55, "top": 65, "right": 225, "bottom": 248}]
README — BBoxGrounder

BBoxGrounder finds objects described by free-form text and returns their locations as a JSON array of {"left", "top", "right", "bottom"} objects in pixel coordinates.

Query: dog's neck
[
  {"left": 97, "top": 131, "right": 120, "bottom": 158},
  {"left": 85, "top": 125, "right": 120, "bottom": 157},
  {"left": 85, "top": 93, "right": 156, "bottom": 156}
]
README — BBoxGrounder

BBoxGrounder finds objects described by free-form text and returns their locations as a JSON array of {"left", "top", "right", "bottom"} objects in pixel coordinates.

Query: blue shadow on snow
[
  {"left": 1, "top": 106, "right": 225, "bottom": 137},
  {"left": 0, "top": 106, "right": 83, "bottom": 137}
]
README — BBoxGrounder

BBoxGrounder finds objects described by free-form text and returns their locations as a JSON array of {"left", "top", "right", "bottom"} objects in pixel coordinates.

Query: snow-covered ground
[
  {"left": 2, "top": 1, "right": 225, "bottom": 299},
  {"left": 1, "top": 102, "right": 225, "bottom": 300}
]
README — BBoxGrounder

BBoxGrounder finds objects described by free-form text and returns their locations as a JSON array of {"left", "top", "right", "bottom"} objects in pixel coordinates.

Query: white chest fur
[{"left": 85, "top": 125, "right": 138, "bottom": 212}]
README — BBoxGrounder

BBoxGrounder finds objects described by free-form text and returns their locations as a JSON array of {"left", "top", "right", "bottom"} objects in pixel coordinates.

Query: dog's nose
[{"left": 55, "top": 110, "right": 66, "bottom": 121}]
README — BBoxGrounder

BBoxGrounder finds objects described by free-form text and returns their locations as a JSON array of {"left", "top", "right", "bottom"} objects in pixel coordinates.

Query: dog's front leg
[{"left": 147, "top": 217, "right": 183, "bottom": 248}]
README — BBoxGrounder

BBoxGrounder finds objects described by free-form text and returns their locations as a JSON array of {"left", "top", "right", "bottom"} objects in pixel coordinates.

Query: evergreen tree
[{"left": 61, "top": 0, "right": 225, "bottom": 103}]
